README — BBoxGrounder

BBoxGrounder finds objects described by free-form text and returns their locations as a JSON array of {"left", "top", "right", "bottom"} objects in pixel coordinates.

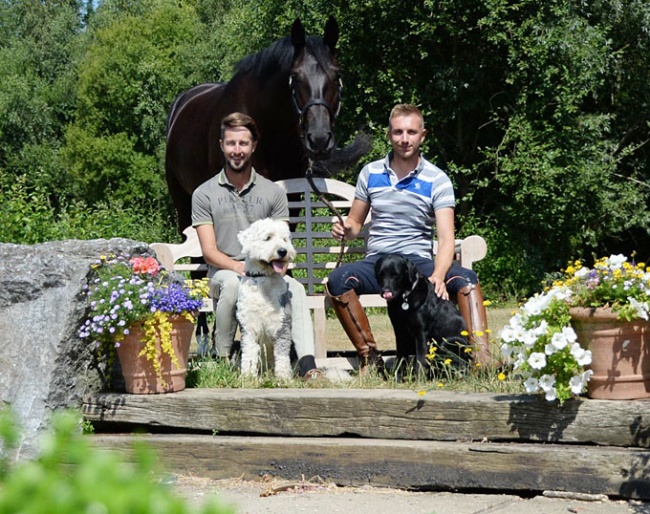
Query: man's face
[
  {"left": 388, "top": 114, "right": 426, "bottom": 161},
  {"left": 219, "top": 127, "right": 257, "bottom": 173}
]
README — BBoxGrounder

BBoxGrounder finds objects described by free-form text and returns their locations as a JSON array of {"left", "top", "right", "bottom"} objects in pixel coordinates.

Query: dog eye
[{"left": 265, "top": 235, "right": 272, "bottom": 241}]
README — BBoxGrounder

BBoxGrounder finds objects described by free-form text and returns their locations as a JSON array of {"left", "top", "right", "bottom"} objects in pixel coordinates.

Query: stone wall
[{"left": 0, "top": 238, "right": 150, "bottom": 459}]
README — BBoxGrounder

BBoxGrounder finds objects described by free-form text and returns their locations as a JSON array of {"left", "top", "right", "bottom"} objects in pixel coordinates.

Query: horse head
[{"left": 289, "top": 17, "right": 341, "bottom": 160}]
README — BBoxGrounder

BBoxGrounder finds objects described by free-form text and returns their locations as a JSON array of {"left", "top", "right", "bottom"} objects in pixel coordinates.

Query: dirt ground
[{"left": 171, "top": 475, "right": 647, "bottom": 514}]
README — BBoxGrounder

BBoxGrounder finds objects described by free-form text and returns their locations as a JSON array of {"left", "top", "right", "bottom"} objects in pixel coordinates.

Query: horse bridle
[{"left": 289, "top": 76, "right": 343, "bottom": 125}]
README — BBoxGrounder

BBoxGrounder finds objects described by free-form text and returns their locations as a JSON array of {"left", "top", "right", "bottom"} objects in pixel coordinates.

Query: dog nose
[{"left": 278, "top": 248, "right": 287, "bottom": 258}]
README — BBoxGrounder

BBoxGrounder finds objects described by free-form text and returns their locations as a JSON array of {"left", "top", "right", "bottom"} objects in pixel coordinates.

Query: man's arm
[
  {"left": 195, "top": 224, "right": 245, "bottom": 275},
  {"left": 430, "top": 207, "right": 455, "bottom": 300},
  {"left": 332, "top": 198, "right": 370, "bottom": 241}
]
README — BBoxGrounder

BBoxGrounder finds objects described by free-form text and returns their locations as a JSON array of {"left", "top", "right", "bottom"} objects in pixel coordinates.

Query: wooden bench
[{"left": 150, "top": 177, "right": 488, "bottom": 359}]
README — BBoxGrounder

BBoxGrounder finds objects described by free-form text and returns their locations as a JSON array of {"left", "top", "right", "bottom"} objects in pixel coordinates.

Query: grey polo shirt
[{"left": 191, "top": 169, "right": 289, "bottom": 267}]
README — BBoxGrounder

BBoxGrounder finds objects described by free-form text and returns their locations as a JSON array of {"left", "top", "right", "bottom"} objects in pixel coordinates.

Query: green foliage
[
  {"left": 0, "top": 174, "right": 178, "bottom": 244},
  {"left": 0, "top": 0, "right": 648, "bottom": 300},
  {"left": 0, "top": 408, "right": 232, "bottom": 513}
]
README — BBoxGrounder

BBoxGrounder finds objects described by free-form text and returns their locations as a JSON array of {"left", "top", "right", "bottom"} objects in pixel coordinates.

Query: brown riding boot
[
  {"left": 326, "top": 286, "right": 385, "bottom": 375},
  {"left": 456, "top": 283, "right": 493, "bottom": 369}
]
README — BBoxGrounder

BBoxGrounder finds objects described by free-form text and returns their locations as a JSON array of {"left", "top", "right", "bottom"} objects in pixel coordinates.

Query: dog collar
[
  {"left": 401, "top": 278, "right": 420, "bottom": 310},
  {"left": 245, "top": 271, "right": 266, "bottom": 277}
]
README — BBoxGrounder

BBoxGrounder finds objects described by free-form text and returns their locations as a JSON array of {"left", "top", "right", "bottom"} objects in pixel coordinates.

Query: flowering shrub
[
  {"left": 499, "top": 254, "right": 650, "bottom": 404},
  {"left": 79, "top": 254, "right": 205, "bottom": 380}
]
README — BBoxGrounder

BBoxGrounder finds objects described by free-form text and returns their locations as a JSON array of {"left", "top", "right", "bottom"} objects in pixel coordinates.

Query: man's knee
[{"left": 210, "top": 272, "right": 240, "bottom": 303}]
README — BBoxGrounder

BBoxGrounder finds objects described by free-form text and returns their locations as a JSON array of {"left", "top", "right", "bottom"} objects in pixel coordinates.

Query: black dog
[{"left": 375, "top": 254, "right": 470, "bottom": 378}]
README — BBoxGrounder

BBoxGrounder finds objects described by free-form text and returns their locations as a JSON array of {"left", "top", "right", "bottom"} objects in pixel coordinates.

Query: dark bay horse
[{"left": 165, "top": 17, "right": 346, "bottom": 232}]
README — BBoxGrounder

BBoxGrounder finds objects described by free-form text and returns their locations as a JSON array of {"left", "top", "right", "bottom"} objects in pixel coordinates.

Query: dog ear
[
  {"left": 237, "top": 228, "right": 251, "bottom": 252},
  {"left": 407, "top": 259, "right": 419, "bottom": 283}
]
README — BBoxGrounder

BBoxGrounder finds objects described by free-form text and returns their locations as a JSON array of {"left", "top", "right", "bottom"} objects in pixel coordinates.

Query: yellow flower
[
  {"left": 483, "top": 299, "right": 492, "bottom": 307},
  {"left": 474, "top": 330, "right": 485, "bottom": 337},
  {"left": 417, "top": 390, "right": 426, "bottom": 396},
  {"left": 497, "top": 372, "right": 506, "bottom": 381},
  {"left": 461, "top": 330, "right": 469, "bottom": 336},
  {"left": 485, "top": 328, "right": 492, "bottom": 334},
  {"left": 463, "top": 347, "right": 472, "bottom": 354},
  {"left": 475, "top": 362, "right": 481, "bottom": 367},
  {"left": 444, "top": 358, "right": 452, "bottom": 365},
  {"left": 437, "top": 382, "right": 444, "bottom": 388}
]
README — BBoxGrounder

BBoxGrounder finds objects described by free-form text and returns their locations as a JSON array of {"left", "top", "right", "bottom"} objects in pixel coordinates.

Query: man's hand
[
  {"left": 428, "top": 275, "right": 449, "bottom": 301},
  {"left": 232, "top": 261, "right": 246, "bottom": 276},
  {"left": 332, "top": 219, "right": 351, "bottom": 241}
]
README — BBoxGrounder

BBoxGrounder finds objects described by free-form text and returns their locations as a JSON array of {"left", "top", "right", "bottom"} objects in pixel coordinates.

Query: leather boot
[
  {"left": 326, "top": 285, "right": 385, "bottom": 374},
  {"left": 455, "top": 283, "right": 492, "bottom": 368}
]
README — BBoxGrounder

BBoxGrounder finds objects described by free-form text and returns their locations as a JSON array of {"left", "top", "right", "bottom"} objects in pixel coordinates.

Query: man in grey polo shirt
[{"left": 191, "top": 112, "right": 321, "bottom": 380}]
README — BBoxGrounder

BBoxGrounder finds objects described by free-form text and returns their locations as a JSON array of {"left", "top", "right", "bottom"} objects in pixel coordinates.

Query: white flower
[
  {"left": 524, "top": 377, "right": 540, "bottom": 393},
  {"left": 500, "top": 343, "right": 514, "bottom": 359},
  {"left": 570, "top": 344, "right": 592, "bottom": 366},
  {"left": 569, "top": 374, "right": 586, "bottom": 394},
  {"left": 628, "top": 297, "right": 649, "bottom": 321},
  {"left": 544, "top": 387, "right": 558, "bottom": 402},
  {"left": 545, "top": 343, "right": 557, "bottom": 355},
  {"left": 574, "top": 267, "right": 589, "bottom": 278},
  {"left": 550, "top": 331, "right": 569, "bottom": 350},
  {"left": 521, "top": 329, "right": 540, "bottom": 347},
  {"left": 607, "top": 254, "right": 627, "bottom": 269},
  {"left": 523, "top": 293, "right": 552, "bottom": 316},
  {"left": 528, "top": 352, "right": 547, "bottom": 370},
  {"left": 561, "top": 326, "right": 577, "bottom": 343},
  {"left": 539, "top": 374, "right": 556, "bottom": 391}
]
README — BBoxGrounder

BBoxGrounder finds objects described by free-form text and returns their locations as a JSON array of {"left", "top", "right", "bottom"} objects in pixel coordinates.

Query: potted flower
[
  {"left": 499, "top": 254, "right": 650, "bottom": 403},
  {"left": 78, "top": 253, "right": 205, "bottom": 394}
]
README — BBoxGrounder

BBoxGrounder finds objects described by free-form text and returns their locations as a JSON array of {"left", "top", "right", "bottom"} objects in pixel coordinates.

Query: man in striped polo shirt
[{"left": 326, "top": 104, "right": 490, "bottom": 373}]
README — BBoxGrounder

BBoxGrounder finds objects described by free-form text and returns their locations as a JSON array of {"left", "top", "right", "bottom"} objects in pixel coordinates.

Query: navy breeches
[{"left": 326, "top": 253, "right": 478, "bottom": 297}]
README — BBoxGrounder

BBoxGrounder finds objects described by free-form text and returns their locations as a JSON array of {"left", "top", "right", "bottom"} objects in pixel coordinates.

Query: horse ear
[
  {"left": 291, "top": 18, "right": 306, "bottom": 51},
  {"left": 324, "top": 16, "right": 339, "bottom": 52}
]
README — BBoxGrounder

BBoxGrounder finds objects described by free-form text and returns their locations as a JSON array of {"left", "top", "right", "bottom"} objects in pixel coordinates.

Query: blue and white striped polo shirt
[{"left": 355, "top": 153, "right": 455, "bottom": 259}]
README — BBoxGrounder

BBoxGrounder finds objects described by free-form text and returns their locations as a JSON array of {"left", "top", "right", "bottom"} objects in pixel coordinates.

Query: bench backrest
[
  {"left": 150, "top": 177, "right": 488, "bottom": 289},
  {"left": 275, "top": 177, "right": 369, "bottom": 295}
]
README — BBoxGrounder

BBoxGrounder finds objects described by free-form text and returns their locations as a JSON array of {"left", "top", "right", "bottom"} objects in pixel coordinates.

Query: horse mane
[{"left": 234, "top": 36, "right": 336, "bottom": 80}]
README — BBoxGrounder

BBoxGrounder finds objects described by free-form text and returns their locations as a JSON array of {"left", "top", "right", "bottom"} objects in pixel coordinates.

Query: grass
[{"left": 186, "top": 306, "right": 524, "bottom": 395}]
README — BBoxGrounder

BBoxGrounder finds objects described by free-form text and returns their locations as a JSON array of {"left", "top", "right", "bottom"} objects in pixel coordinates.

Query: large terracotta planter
[
  {"left": 570, "top": 307, "right": 650, "bottom": 400},
  {"left": 115, "top": 315, "right": 194, "bottom": 394}
]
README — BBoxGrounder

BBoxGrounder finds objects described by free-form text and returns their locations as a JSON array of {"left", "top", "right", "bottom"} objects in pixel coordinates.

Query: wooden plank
[
  {"left": 90, "top": 434, "right": 650, "bottom": 499},
  {"left": 83, "top": 389, "right": 650, "bottom": 448}
]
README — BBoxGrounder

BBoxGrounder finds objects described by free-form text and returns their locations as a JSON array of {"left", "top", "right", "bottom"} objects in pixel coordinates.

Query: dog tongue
[
  {"left": 271, "top": 260, "right": 285, "bottom": 273},
  {"left": 381, "top": 291, "right": 394, "bottom": 300}
]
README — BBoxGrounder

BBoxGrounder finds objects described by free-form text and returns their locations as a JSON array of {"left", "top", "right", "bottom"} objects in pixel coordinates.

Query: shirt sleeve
[
  {"left": 191, "top": 186, "right": 214, "bottom": 226},
  {"left": 270, "top": 187, "right": 290, "bottom": 221}
]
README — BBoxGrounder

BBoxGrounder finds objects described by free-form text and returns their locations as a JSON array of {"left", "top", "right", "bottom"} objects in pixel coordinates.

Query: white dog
[{"left": 236, "top": 218, "right": 297, "bottom": 378}]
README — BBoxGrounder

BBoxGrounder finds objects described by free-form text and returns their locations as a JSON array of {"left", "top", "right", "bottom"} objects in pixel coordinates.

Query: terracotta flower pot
[
  {"left": 115, "top": 315, "right": 194, "bottom": 394},
  {"left": 570, "top": 307, "right": 650, "bottom": 400}
]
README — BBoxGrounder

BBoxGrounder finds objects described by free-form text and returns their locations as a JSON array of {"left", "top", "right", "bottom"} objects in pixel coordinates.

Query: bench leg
[{"left": 312, "top": 306, "right": 327, "bottom": 360}]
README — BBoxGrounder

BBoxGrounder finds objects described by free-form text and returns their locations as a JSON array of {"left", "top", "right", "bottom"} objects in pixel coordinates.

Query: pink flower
[{"left": 130, "top": 257, "right": 160, "bottom": 276}]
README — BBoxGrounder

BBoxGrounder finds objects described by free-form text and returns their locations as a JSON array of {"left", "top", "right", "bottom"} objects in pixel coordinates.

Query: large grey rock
[{"left": 0, "top": 238, "right": 150, "bottom": 458}]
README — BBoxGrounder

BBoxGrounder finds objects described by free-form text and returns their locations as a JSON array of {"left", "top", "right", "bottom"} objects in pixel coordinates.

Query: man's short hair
[
  {"left": 388, "top": 104, "right": 424, "bottom": 129},
  {"left": 220, "top": 112, "right": 261, "bottom": 141}
]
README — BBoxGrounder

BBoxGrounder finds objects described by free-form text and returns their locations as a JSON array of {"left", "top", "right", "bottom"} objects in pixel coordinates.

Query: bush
[{"left": 0, "top": 409, "right": 232, "bottom": 514}]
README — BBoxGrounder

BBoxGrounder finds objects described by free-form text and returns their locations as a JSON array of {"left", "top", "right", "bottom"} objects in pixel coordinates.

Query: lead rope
[
  {"left": 306, "top": 160, "right": 377, "bottom": 363},
  {"left": 305, "top": 159, "right": 346, "bottom": 269}
]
